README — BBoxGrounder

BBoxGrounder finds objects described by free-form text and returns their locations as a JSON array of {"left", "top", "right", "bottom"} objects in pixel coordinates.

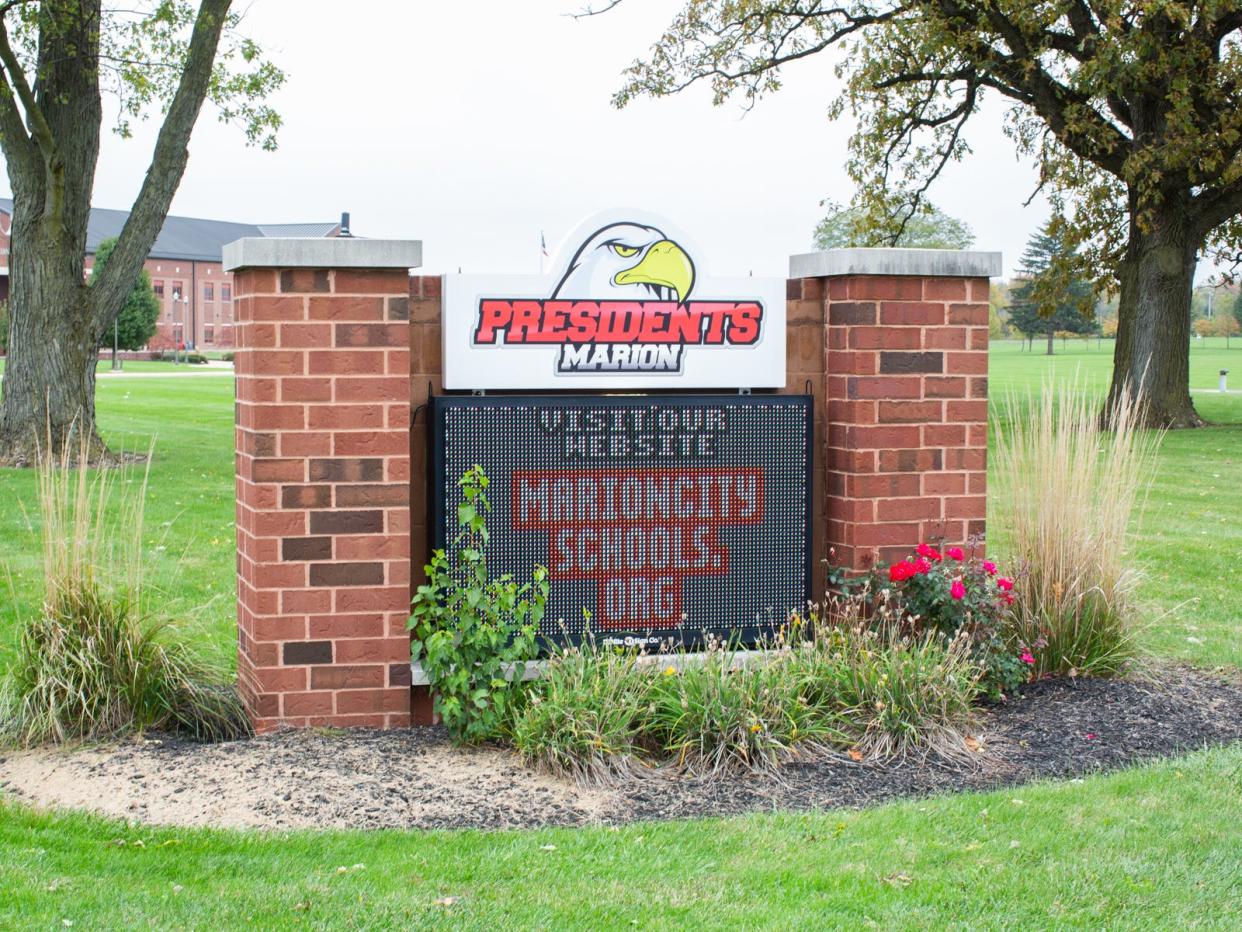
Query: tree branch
[
  {"left": 90, "top": 0, "right": 232, "bottom": 333},
  {"left": 0, "top": 14, "right": 56, "bottom": 158},
  {"left": 0, "top": 65, "right": 38, "bottom": 181},
  {"left": 1191, "top": 177, "right": 1242, "bottom": 242}
]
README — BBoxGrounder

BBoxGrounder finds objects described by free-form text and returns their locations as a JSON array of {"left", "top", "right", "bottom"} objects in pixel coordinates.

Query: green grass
[
  {"left": 2, "top": 745, "right": 1240, "bottom": 927},
  {"left": 0, "top": 374, "right": 238, "bottom": 671},
  {"left": 0, "top": 341, "right": 1239, "bottom": 928}
]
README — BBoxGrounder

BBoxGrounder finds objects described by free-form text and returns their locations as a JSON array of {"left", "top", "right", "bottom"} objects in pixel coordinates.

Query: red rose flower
[
  {"left": 889, "top": 562, "right": 913, "bottom": 582},
  {"left": 946, "top": 546, "right": 964, "bottom": 560},
  {"left": 917, "top": 543, "right": 943, "bottom": 562},
  {"left": 950, "top": 578, "right": 966, "bottom": 600},
  {"left": 983, "top": 560, "right": 997, "bottom": 576},
  {"left": 996, "top": 577, "right": 1014, "bottom": 591},
  {"left": 914, "top": 557, "right": 932, "bottom": 575}
]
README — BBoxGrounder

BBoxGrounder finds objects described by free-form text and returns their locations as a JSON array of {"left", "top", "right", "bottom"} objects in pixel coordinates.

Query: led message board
[{"left": 431, "top": 395, "right": 811, "bottom": 649}]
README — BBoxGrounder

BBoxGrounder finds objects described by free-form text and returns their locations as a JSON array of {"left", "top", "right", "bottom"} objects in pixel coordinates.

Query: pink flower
[
  {"left": 950, "top": 578, "right": 966, "bottom": 600},
  {"left": 1002, "top": 592, "right": 1015, "bottom": 606},
  {"left": 983, "top": 561, "right": 997, "bottom": 576},
  {"left": 917, "top": 543, "right": 943, "bottom": 562},
  {"left": 996, "top": 577, "right": 1014, "bottom": 592},
  {"left": 946, "top": 546, "right": 964, "bottom": 561},
  {"left": 1020, "top": 650, "right": 1035, "bottom": 665},
  {"left": 1085, "top": 733, "right": 1097, "bottom": 741}
]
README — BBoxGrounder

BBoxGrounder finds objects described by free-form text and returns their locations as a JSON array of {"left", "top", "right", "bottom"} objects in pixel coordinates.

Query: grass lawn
[
  {"left": 0, "top": 374, "right": 238, "bottom": 671},
  {"left": 3, "top": 745, "right": 1240, "bottom": 928},
  {"left": 0, "top": 340, "right": 1239, "bottom": 928}
]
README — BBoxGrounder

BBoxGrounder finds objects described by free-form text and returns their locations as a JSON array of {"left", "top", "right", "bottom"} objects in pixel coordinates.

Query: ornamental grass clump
[
  {"left": 0, "top": 436, "right": 249, "bottom": 747},
  {"left": 508, "top": 612, "right": 984, "bottom": 782},
  {"left": 507, "top": 644, "right": 649, "bottom": 784},
  {"left": 991, "top": 381, "right": 1160, "bottom": 678},
  {"left": 795, "top": 621, "right": 983, "bottom": 762},
  {"left": 642, "top": 635, "right": 849, "bottom": 776}
]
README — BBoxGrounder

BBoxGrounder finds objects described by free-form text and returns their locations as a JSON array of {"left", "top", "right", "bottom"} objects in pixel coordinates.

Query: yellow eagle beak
[{"left": 614, "top": 240, "right": 695, "bottom": 303}]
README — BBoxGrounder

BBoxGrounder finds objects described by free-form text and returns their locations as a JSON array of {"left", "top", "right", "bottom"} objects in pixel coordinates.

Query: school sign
[{"left": 225, "top": 216, "right": 1000, "bottom": 730}]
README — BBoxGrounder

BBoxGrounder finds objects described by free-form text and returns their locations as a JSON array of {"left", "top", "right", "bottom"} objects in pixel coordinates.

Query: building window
[
  {"left": 204, "top": 283, "right": 214, "bottom": 302},
  {"left": 153, "top": 280, "right": 164, "bottom": 299},
  {"left": 203, "top": 325, "right": 214, "bottom": 344},
  {"left": 172, "top": 280, "right": 184, "bottom": 300},
  {"left": 221, "top": 284, "right": 231, "bottom": 303}
]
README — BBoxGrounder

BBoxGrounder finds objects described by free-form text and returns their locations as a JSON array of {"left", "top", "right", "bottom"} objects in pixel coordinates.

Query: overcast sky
[{"left": 5, "top": 0, "right": 1058, "bottom": 279}]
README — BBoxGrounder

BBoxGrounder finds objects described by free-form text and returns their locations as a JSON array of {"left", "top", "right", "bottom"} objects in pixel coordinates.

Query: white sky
[{"left": 6, "top": 0, "right": 1057, "bottom": 279}]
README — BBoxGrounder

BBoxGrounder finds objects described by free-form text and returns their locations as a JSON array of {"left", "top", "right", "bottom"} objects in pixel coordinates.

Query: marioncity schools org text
[{"left": 536, "top": 406, "right": 731, "bottom": 460}]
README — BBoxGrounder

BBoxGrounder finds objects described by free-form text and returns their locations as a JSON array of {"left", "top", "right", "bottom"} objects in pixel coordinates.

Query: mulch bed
[{"left": 2, "top": 664, "right": 1239, "bottom": 831}]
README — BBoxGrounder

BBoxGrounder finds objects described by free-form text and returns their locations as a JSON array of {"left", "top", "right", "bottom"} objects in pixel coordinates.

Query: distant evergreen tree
[{"left": 1007, "top": 223, "right": 1098, "bottom": 355}]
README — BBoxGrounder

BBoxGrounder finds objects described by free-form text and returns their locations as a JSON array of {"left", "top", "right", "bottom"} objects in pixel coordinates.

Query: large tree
[
  {"left": 0, "top": 1, "right": 281, "bottom": 462},
  {"left": 605, "top": 0, "right": 1242, "bottom": 427}
]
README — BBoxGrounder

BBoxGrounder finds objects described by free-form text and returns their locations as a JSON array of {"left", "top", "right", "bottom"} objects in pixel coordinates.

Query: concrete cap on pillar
[
  {"left": 789, "top": 247, "right": 1002, "bottom": 279},
  {"left": 223, "top": 237, "right": 423, "bottom": 271}
]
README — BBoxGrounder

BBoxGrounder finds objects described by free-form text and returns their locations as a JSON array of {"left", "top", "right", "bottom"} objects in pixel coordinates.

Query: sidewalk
[{"left": 98, "top": 361, "right": 234, "bottom": 377}]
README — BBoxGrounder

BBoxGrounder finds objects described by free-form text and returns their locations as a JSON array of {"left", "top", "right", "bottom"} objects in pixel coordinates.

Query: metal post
[
  {"left": 111, "top": 317, "right": 121, "bottom": 370},
  {"left": 1222, "top": 370, "right": 1230, "bottom": 393}
]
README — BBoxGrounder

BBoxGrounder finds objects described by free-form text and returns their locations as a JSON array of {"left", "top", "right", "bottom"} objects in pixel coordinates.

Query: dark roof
[{"left": 0, "top": 197, "right": 339, "bottom": 262}]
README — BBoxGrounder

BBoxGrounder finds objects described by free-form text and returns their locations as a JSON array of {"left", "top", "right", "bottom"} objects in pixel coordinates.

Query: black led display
[{"left": 430, "top": 395, "right": 812, "bottom": 650}]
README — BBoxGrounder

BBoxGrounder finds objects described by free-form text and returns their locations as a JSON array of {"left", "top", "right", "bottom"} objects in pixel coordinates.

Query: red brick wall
[
  {"left": 810, "top": 274, "right": 989, "bottom": 571},
  {"left": 234, "top": 266, "right": 413, "bottom": 731}
]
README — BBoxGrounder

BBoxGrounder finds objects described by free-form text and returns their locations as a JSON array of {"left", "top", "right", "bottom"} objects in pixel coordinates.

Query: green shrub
[
  {"left": 409, "top": 465, "right": 548, "bottom": 744},
  {"left": 0, "top": 437, "right": 248, "bottom": 747},
  {"left": 863, "top": 544, "right": 1034, "bottom": 698},
  {"left": 991, "top": 381, "right": 1159, "bottom": 677}
]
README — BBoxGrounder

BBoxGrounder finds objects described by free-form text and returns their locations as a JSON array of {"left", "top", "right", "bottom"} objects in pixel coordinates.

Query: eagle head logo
[{"left": 551, "top": 222, "right": 696, "bottom": 304}]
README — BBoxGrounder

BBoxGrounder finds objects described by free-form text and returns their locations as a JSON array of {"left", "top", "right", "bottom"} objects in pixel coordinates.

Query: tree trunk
[
  {"left": 1109, "top": 199, "right": 1203, "bottom": 428},
  {"left": 1045, "top": 328, "right": 1054, "bottom": 355},
  {"left": 0, "top": 203, "right": 102, "bottom": 464}
]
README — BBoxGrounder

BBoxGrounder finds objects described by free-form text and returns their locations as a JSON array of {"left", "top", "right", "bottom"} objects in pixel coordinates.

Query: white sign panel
[{"left": 443, "top": 210, "right": 786, "bottom": 390}]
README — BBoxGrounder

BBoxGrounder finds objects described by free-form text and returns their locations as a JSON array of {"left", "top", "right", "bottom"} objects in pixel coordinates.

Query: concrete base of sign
[{"left": 410, "top": 649, "right": 777, "bottom": 687}]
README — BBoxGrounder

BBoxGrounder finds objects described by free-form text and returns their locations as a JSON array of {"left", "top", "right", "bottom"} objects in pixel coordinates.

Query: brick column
[
  {"left": 790, "top": 248, "right": 1000, "bottom": 573},
  {"left": 407, "top": 274, "right": 442, "bottom": 725},
  {"left": 225, "top": 237, "right": 422, "bottom": 731}
]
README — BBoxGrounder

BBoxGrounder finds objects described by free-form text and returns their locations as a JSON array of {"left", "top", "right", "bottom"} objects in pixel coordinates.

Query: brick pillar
[
  {"left": 790, "top": 248, "right": 999, "bottom": 573},
  {"left": 782, "top": 279, "right": 829, "bottom": 577},
  {"left": 226, "top": 237, "right": 422, "bottom": 731},
  {"left": 407, "top": 274, "right": 442, "bottom": 725}
]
